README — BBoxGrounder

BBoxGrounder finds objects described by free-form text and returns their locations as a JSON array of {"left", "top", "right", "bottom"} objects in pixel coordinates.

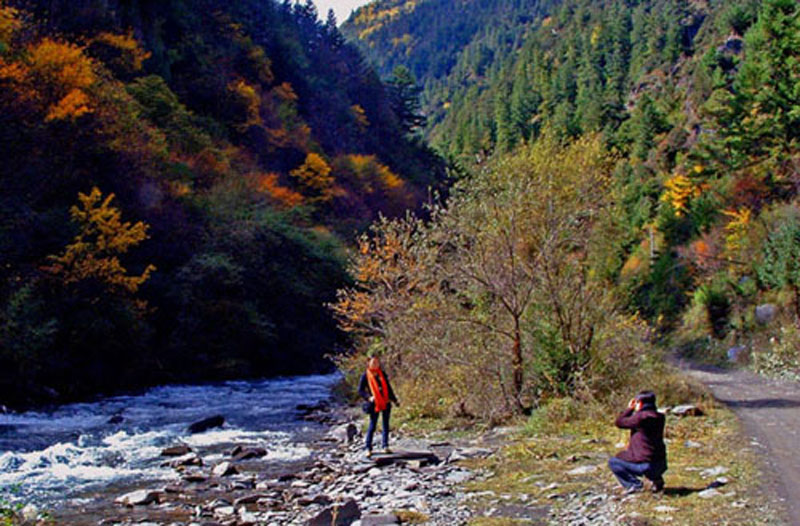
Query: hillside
[
  {"left": 0, "top": 0, "right": 446, "bottom": 407},
  {"left": 337, "top": 0, "right": 800, "bottom": 419}
]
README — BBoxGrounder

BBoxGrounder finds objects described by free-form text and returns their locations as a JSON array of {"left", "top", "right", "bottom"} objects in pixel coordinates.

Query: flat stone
[
  {"left": 115, "top": 489, "right": 160, "bottom": 506},
  {"left": 567, "top": 465, "right": 598, "bottom": 475},
  {"left": 671, "top": 405, "right": 704, "bottom": 417},
  {"left": 306, "top": 499, "right": 360, "bottom": 526},
  {"left": 359, "top": 514, "right": 399, "bottom": 525},
  {"left": 212, "top": 461, "right": 238, "bottom": 477},
  {"left": 700, "top": 466, "right": 729, "bottom": 478},
  {"left": 655, "top": 505, "right": 678, "bottom": 513},
  {"left": 698, "top": 488, "right": 723, "bottom": 499}
]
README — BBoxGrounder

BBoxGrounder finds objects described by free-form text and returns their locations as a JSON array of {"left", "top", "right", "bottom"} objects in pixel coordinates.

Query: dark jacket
[
  {"left": 614, "top": 406, "right": 666, "bottom": 464},
  {"left": 358, "top": 370, "right": 398, "bottom": 411}
]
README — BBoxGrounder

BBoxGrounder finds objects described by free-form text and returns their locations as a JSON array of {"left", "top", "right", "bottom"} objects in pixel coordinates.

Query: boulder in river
[
  {"left": 161, "top": 444, "right": 193, "bottom": 457},
  {"left": 231, "top": 445, "right": 267, "bottom": 461},
  {"left": 187, "top": 415, "right": 225, "bottom": 434},
  {"left": 212, "top": 461, "right": 238, "bottom": 477},
  {"left": 115, "top": 489, "right": 161, "bottom": 507}
]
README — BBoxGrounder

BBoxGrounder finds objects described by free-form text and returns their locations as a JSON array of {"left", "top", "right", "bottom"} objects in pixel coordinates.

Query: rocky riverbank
[{"left": 48, "top": 404, "right": 506, "bottom": 526}]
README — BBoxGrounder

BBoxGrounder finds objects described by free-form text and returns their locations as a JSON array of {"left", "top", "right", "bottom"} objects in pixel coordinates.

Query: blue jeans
[
  {"left": 365, "top": 405, "right": 391, "bottom": 451},
  {"left": 608, "top": 456, "right": 666, "bottom": 490}
]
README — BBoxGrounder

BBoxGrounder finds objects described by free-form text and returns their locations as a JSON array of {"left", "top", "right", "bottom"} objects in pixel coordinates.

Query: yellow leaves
[
  {"left": 291, "top": 153, "right": 335, "bottom": 202},
  {"left": 92, "top": 31, "right": 152, "bottom": 72},
  {"left": 722, "top": 207, "right": 751, "bottom": 253},
  {"left": 46, "top": 88, "right": 91, "bottom": 121},
  {"left": 351, "top": 104, "right": 369, "bottom": 130},
  {"left": 0, "top": 3, "right": 21, "bottom": 50},
  {"left": 660, "top": 174, "right": 704, "bottom": 217},
  {"left": 48, "top": 187, "right": 155, "bottom": 294},
  {"left": 590, "top": 25, "right": 601, "bottom": 48},
  {"left": 228, "top": 78, "right": 262, "bottom": 130},
  {"left": 0, "top": 37, "right": 98, "bottom": 121}
]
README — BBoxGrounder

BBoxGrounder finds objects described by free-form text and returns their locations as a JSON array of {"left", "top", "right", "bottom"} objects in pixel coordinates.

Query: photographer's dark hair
[{"left": 635, "top": 390, "right": 657, "bottom": 408}]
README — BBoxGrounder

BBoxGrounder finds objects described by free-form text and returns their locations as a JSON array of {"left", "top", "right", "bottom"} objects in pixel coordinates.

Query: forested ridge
[
  {"left": 0, "top": 0, "right": 446, "bottom": 407},
  {"left": 337, "top": 0, "right": 800, "bottom": 419}
]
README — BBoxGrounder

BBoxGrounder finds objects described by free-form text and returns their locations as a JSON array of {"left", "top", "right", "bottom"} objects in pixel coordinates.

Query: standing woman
[{"left": 358, "top": 356, "right": 399, "bottom": 457}]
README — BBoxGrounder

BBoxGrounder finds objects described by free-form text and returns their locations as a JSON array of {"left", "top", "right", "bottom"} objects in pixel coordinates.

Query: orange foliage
[
  {"left": 47, "top": 187, "right": 155, "bottom": 294},
  {"left": 351, "top": 104, "right": 370, "bottom": 130},
  {"left": 272, "top": 82, "right": 298, "bottom": 102},
  {"left": 291, "top": 153, "right": 335, "bottom": 202},
  {"left": 335, "top": 154, "right": 406, "bottom": 192},
  {"left": 0, "top": 37, "right": 98, "bottom": 121},
  {"left": 92, "top": 31, "right": 152, "bottom": 72},
  {"left": 251, "top": 172, "right": 304, "bottom": 208}
]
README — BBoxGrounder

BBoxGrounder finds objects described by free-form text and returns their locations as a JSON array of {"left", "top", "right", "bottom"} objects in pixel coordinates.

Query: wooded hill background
[{"left": 0, "top": 0, "right": 446, "bottom": 407}]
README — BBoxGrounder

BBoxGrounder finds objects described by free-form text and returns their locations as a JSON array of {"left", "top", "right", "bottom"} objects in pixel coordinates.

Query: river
[{"left": 0, "top": 373, "right": 339, "bottom": 512}]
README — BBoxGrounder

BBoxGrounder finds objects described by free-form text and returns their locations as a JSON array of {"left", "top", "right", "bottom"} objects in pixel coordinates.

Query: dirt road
[{"left": 685, "top": 365, "right": 800, "bottom": 525}]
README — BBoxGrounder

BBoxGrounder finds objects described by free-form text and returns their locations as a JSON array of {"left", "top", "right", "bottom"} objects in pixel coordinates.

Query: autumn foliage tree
[{"left": 47, "top": 187, "right": 155, "bottom": 297}]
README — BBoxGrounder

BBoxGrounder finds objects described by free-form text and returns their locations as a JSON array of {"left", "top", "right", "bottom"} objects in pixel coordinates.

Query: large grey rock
[
  {"left": 187, "top": 415, "right": 225, "bottom": 434},
  {"left": 212, "top": 461, "right": 238, "bottom": 477},
  {"left": 329, "top": 423, "right": 359, "bottom": 444},
  {"left": 755, "top": 304, "right": 778, "bottom": 325},
  {"left": 115, "top": 489, "right": 160, "bottom": 506},
  {"left": 671, "top": 405, "right": 704, "bottom": 417},
  {"left": 306, "top": 499, "right": 361, "bottom": 526}
]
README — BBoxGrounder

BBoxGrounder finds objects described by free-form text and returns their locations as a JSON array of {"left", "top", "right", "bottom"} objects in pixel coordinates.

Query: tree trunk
[{"left": 512, "top": 315, "right": 524, "bottom": 412}]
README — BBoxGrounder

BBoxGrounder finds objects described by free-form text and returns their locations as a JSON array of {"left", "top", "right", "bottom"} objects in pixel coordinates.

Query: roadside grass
[{"left": 460, "top": 401, "right": 780, "bottom": 525}]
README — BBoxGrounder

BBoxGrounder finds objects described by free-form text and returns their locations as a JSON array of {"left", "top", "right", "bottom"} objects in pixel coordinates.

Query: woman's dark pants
[
  {"left": 365, "top": 405, "right": 391, "bottom": 451},
  {"left": 608, "top": 456, "right": 667, "bottom": 490}
]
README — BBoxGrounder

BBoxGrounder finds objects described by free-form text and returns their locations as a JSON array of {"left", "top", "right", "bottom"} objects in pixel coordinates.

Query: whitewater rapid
[{"left": 0, "top": 374, "right": 339, "bottom": 509}]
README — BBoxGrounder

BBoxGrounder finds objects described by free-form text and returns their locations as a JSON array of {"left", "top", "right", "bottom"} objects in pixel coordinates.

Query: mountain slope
[{"left": 0, "top": 0, "right": 446, "bottom": 406}]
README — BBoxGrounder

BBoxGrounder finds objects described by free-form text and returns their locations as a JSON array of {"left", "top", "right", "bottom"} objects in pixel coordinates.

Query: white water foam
[{"left": 0, "top": 373, "right": 339, "bottom": 508}]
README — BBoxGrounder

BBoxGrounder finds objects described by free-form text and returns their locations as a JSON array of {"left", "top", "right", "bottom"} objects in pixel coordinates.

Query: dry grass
[{"left": 461, "top": 401, "right": 781, "bottom": 525}]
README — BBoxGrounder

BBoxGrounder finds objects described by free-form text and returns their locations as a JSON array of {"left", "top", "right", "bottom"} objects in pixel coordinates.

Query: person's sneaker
[
  {"left": 650, "top": 478, "right": 665, "bottom": 493},
  {"left": 364, "top": 449, "right": 373, "bottom": 459},
  {"left": 624, "top": 485, "right": 643, "bottom": 495},
  {"left": 382, "top": 447, "right": 392, "bottom": 454}
]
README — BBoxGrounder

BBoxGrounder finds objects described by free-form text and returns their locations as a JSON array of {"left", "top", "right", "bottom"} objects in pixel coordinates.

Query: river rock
[
  {"left": 359, "top": 514, "right": 399, "bottom": 525},
  {"left": 167, "top": 453, "right": 202, "bottom": 468},
  {"left": 671, "top": 405, "right": 704, "bottom": 417},
  {"left": 306, "top": 499, "right": 361, "bottom": 526},
  {"left": 115, "top": 489, "right": 161, "bottom": 506},
  {"left": 232, "top": 446, "right": 267, "bottom": 461},
  {"left": 187, "top": 415, "right": 225, "bottom": 434},
  {"left": 698, "top": 488, "right": 723, "bottom": 499},
  {"left": 329, "top": 423, "right": 359, "bottom": 444},
  {"left": 212, "top": 461, "right": 238, "bottom": 477},
  {"left": 162, "top": 444, "right": 193, "bottom": 457},
  {"left": 755, "top": 303, "right": 777, "bottom": 325},
  {"left": 700, "top": 466, "right": 729, "bottom": 478}
]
